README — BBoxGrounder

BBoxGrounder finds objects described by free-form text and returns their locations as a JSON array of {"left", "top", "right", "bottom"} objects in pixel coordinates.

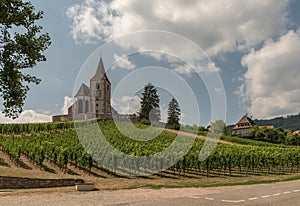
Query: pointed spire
[
  {"left": 91, "top": 56, "right": 105, "bottom": 80},
  {"left": 96, "top": 56, "right": 105, "bottom": 76},
  {"left": 91, "top": 56, "right": 111, "bottom": 84}
]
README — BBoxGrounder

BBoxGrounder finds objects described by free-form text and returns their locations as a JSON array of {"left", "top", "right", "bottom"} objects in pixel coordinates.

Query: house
[
  {"left": 232, "top": 115, "right": 275, "bottom": 136},
  {"left": 232, "top": 115, "right": 256, "bottom": 136},
  {"left": 52, "top": 57, "right": 119, "bottom": 122}
]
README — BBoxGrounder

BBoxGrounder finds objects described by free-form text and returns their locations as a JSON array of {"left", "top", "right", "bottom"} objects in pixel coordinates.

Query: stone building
[{"left": 52, "top": 57, "right": 117, "bottom": 122}]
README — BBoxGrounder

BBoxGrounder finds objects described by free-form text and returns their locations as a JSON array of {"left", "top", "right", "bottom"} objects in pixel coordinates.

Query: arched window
[
  {"left": 78, "top": 99, "right": 83, "bottom": 113},
  {"left": 85, "top": 100, "right": 89, "bottom": 113},
  {"left": 96, "top": 83, "right": 100, "bottom": 89}
]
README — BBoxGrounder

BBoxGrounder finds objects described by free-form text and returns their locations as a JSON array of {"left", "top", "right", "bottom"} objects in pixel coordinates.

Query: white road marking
[
  {"left": 188, "top": 188, "right": 300, "bottom": 203},
  {"left": 222, "top": 199, "right": 245, "bottom": 203},
  {"left": 188, "top": 196, "right": 200, "bottom": 199}
]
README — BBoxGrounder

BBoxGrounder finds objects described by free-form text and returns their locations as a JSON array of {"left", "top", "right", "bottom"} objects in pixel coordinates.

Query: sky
[{"left": 0, "top": 0, "right": 300, "bottom": 126}]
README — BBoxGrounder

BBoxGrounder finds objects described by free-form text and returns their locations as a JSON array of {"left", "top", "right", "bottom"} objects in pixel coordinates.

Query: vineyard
[{"left": 1, "top": 120, "right": 300, "bottom": 178}]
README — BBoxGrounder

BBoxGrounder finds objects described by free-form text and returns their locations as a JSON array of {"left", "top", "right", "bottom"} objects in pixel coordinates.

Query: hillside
[{"left": 254, "top": 113, "right": 300, "bottom": 132}]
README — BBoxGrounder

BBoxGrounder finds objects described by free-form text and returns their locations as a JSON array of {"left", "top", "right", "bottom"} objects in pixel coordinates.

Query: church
[{"left": 52, "top": 57, "right": 118, "bottom": 122}]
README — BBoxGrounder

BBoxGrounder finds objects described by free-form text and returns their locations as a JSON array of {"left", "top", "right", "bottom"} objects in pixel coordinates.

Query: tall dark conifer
[
  {"left": 139, "top": 83, "right": 160, "bottom": 122},
  {"left": 167, "top": 98, "right": 181, "bottom": 130}
]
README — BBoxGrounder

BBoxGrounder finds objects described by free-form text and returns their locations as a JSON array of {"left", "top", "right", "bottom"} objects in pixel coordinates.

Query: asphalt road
[
  {"left": 131, "top": 180, "right": 300, "bottom": 206},
  {"left": 1, "top": 180, "right": 300, "bottom": 206}
]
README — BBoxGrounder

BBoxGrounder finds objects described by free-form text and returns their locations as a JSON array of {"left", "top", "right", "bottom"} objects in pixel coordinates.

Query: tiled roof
[
  {"left": 232, "top": 115, "right": 256, "bottom": 130},
  {"left": 258, "top": 125, "right": 275, "bottom": 129}
]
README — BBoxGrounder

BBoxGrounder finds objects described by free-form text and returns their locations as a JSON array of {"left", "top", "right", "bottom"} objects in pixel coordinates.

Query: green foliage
[
  {"left": 181, "top": 124, "right": 208, "bottom": 136},
  {"left": 167, "top": 98, "right": 181, "bottom": 130},
  {"left": 254, "top": 113, "right": 300, "bottom": 132},
  {"left": 210, "top": 120, "right": 226, "bottom": 134},
  {"left": 0, "top": 0, "right": 51, "bottom": 118},
  {"left": 208, "top": 120, "right": 226, "bottom": 138},
  {"left": 1, "top": 120, "right": 300, "bottom": 177},
  {"left": 139, "top": 83, "right": 160, "bottom": 122},
  {"left": 220, "top": 134, "right": 292, "bottom": 147},
  {"left": 245, "top": 126, "right": 297, "bottom": 145},
  {"left": 286, "top": 132, "right": 300, "bottom": 146},
  {"left": 0, "top": 121, "right": 74, "bottom": 134}
]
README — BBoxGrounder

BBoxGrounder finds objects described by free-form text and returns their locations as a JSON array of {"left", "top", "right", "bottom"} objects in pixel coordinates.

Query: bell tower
[{"left": 90, "top": 57, "right": 111, "bottom": 116}]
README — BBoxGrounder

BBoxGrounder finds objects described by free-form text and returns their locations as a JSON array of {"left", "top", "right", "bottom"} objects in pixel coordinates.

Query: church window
[
  {"left": 85, "top": 100, "right": 89, "bottom": 113},
  {"left": 96, "top": 90, "right": 101, "bottom": 98},
  {"left": 96, "top": 83, "right": 100, "bottom": 89},
  {"left": 78, "top": 99, "right": 83, "bottom": 113}
]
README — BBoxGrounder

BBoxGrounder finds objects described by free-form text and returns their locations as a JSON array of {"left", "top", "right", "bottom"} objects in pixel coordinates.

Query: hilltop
[{"left": 254, "top": 113, "right": 300, "bottom": 132}]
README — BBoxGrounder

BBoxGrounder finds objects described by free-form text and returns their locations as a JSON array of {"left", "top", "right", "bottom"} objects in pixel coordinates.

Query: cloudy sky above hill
[{"left": 1, "top": 0, "right": 299, "bottom": 124}]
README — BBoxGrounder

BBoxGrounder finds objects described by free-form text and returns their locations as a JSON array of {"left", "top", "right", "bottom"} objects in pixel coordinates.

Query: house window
[
  {"left": 96, "top": 110, "right": 99, "bottom": 113},
  {"left": 96, "top": 103, "right": 98, "bottom": 107}
]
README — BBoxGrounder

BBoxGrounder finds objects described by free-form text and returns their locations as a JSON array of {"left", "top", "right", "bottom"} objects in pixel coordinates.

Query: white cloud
[
  {"left": 214, "top": 87, "right": 223, "bottom": 94},
  {"left": 0, "top": 110, "right": 52, "bottom": 123},
  {"left": 173, "top": 62, "right": 220, "bottom": 74},
  {"left": 61, "top": 96, "right": 74, "bottom": 114},
  {"left": 113, "top": 95, "right": 141, "bottom": 114},
  {"left": 67, "top": 0, "right": 290, "bottom": 56},
  {"left": 141, "top": 51, "right": 182, "bottom": 64},
  {"left": 66, "top": 0, "right": 113, "bottom": 44},
  {"left": 113, "top": 54, "right": 135, "bottom": 70},
  {"left": 239, "top": 29, "right": 300, "bottom": 119}
]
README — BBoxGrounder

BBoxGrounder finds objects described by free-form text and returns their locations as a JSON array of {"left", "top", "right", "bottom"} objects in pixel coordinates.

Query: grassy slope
[
  {"left": 2, "top": 150, "right": 300, "bottom": 191},
  {"left": 0, "top": 120, "right": 300, "bottom": 190}
]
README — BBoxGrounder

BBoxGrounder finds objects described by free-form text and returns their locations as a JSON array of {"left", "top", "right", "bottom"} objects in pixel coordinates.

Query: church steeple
[
  {"left": 89, "top": 56, "right": 111, "bottom": 116},
  {"left": 91, "top": 56, "right": 110, "bottom": 83}
]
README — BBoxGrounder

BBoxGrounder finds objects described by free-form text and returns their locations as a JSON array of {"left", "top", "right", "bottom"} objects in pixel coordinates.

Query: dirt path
[
  {"left": 164, "top": 129, "right": 239, "bottom": 145},
  {"left": 0, "top": 187, "right": 220, "bottom": 206}
]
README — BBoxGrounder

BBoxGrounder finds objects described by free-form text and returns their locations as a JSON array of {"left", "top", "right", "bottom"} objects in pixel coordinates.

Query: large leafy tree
[
  {"left": 167, "top": 97, "right": 181, "bottom": 130},
  {"left": 0, "top": 0, "right": 51, "bottom": 119},
  {"left": 139, "top": 83, "right": 160, "bottom": 122}
]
